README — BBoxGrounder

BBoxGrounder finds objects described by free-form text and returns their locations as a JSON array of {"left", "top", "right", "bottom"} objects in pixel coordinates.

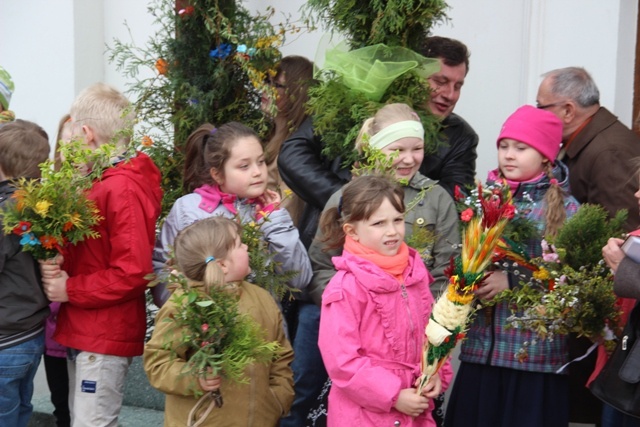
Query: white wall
[{"left": 1, "top": 0, "right": 637, "bottom": 181}]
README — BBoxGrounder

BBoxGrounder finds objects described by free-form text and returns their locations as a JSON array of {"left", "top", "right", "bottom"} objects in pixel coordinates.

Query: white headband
[{"left": 368, "top": 120, "right": 425, "bottom": 149}]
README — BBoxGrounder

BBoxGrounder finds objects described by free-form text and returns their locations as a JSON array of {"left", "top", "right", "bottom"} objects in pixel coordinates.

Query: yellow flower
[
  {"left": 283, "top": 189, "right": 293, "bottom": 197},
  {"left": 69, "top": 212, "right": 82, "bottom": 227},
  {"left": 446, "top": 279, "right": 475, "bottom": 305},
  {"left": 533, "top": 267, "right": 550, "bottom": 281},
  {"left": 34, "top": 200, "right": 52, "bottom": 217}
]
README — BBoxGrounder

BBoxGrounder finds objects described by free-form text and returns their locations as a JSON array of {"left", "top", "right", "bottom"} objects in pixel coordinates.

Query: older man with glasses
[
  {"left": 537, "top": 66, "right": 640, "bottom": 231},
  {"left": 537, "top": 66, "right": 640, "bottom": 427}
]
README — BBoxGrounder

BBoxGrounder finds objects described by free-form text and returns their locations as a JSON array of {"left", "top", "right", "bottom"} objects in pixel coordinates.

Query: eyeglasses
[
  {"left": 264, "top": 76, "right": 286, "bottom": 90},
  {"left": 536, "top": 101, "right": 566, "bottom": 110}
]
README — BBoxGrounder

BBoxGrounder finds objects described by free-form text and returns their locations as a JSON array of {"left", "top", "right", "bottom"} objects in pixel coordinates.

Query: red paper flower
[
  {"left": 12, "top": 221, "right": 31, "bottom": 235},
  {"left": 460, "top": 208, "right": 474, "bottom": 222},
  {"left": 178, "top": 6, "right": 194, "bottom": 15},
  {"left": 454, "top": 185, "right": 464, "bottom": 201}
]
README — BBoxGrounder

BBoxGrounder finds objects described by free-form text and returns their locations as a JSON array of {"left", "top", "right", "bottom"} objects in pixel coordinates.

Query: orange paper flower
[
  {"left": 155, "top": 58, "right": 168, "bottom": 76},
  {"left": 39, "top": 235, "right": 58, "bottom": 250},
  {"left": 141, "top": 135, "right": 153, "bottom": 147}
]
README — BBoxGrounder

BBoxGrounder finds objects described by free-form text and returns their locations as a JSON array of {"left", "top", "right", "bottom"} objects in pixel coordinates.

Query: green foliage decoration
[
  {"left": 108, "top": 0, "right": 302, "bottom": 218},
  {"left": 304, "top": 0, "right": 449, "bottom": 50},
  {"left": 489, "top": 204, "right": 628, "bottom": 356},
  {"left": 241, "top": 213, "right": 299, "bottom": 301},
  {"left": 159, "top": 270, "right": 280, "bottom": 397},
  {"left": 302, "top": 0, "right": 449, "bottom": 165},
  {"left": 554, "top": 204, "right": 627, "bottom": 270}
]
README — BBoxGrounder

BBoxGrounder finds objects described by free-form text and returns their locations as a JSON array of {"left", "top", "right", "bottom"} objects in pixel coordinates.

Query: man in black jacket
[{"left": 418, "top": 36, "right": 478, "bottom": 198}]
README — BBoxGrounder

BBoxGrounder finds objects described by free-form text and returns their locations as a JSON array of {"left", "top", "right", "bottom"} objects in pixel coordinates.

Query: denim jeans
[
  {"left": 0, "top": 331, "right": 45, "bottom": 427},
  {"left": 280, "top": 303, "right": 328, "bottom": 427},
  {"left": 602, "top": 403, "right": 640, "bottom": 427}
]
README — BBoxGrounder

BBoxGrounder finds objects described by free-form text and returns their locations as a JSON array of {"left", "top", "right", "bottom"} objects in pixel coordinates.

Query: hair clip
[
  {"left": 210, "top": 128, "right": 217, "bottom": 134},
  {"left": 550, "top": 178, "right": 558, "bottom": 186},
  {"left": 205, "top": 256, "right": 216, "bottom": 264}
]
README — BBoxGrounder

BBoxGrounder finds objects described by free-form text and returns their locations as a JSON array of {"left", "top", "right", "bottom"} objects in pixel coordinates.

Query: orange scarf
[{"left": 343, "top": 235, "right": 409, "bottom": 282}]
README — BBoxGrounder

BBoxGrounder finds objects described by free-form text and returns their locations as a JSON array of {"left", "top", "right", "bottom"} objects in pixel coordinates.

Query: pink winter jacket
[{"left": 319, "top": 248, "right": 453, "bottom": 427}]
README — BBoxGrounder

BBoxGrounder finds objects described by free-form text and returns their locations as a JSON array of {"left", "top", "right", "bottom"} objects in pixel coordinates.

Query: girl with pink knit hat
[{"left": 445, "top": 105, "right": 580, "bottom": 427}]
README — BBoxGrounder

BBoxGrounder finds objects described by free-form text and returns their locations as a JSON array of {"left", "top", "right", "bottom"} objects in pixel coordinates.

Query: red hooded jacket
[{"left": 54, "top": 153, "right": 162, "bottom": 357}]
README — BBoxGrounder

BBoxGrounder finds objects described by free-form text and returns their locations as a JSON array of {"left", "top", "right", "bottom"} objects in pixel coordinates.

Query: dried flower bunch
[
  {"left": 416, "top": 183, "right": 515, "bottom": 393},
  {"left": 0, "top": 139, "right": 119, "bottom": 259}
]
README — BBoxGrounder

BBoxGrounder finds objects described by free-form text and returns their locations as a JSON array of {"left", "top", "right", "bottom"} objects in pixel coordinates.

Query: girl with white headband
[{"left": 309, "top": 103, "right": 461, "bottom": 301}]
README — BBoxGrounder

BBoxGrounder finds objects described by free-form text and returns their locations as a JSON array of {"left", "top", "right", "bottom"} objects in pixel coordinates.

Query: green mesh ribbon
[{"left": 323, "top": 42, "right": 440, "bottom": 102}]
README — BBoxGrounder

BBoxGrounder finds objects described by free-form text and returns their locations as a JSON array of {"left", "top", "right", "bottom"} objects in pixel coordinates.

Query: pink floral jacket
[{"left": 319, "top": 248, "right": 453, "bottom": 427}]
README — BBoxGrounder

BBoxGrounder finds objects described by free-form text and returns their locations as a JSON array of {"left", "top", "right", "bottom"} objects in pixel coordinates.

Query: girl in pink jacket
[{"left": 317, "top": 175, "right": 453, "bottom": 427}]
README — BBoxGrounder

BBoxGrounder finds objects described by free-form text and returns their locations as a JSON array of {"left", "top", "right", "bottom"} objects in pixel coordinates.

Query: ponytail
[
  {"left": 543, "top": 162, "right": 567, "bottom": 237},
  {"left": 183, "top": 123, "right": 216, "bottom": 193},
  {"left": 319, "top": 206, "right": 345, "bottom": 251},
  {"left": 174, "top": 217, "right": 243, "bottom": 292}
]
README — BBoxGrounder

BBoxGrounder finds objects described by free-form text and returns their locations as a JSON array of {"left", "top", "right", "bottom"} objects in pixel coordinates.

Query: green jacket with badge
[{"left": 307, "top": 172, "right": 461, "bottom": 304}]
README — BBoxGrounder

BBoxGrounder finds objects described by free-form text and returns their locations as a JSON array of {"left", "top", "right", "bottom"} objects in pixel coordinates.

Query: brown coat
[
  {"left": 144, "top": 281, "right": 294, "bottom": 427},
  {"left": 560, "top": 107, "right": 640, "bottom": 232}
]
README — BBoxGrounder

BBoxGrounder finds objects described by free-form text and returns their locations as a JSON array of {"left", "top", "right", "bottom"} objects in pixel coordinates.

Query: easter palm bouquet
[
  {"left": 153, "top": 269, "right": 280, "bottom": 404},
  {"left": 490, "top": 204, "right": 626, "bottom": 355},
  {"left": 416, "top": 183, "right": 515, "bottom": 393},
  {"left": 0, "top": 140, "right": 114, "bottom": 260}
]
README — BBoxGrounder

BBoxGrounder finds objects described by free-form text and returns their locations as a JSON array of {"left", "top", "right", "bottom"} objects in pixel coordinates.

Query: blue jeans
[
  {"left": 280, "top": 303, "right": 327, "bottom": 427},
  {"left": 0, "top": 332, "right": 45, "bottom": 427},
  {"left": 602, "top": 403, "right": 640, "bottom": 427}
]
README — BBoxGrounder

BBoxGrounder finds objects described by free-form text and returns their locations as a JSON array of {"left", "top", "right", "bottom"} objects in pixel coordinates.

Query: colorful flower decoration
[
  {"left": 155, "top": 58, "right": 168, "bottom": 76},
  {"left": 416, "top": 183, "right": 514, "bottom": 395},
  {"left": 141, "top": 135, "right": 153, "bottom": 147},
  {"left": 178, "top": 6, "right": 195, "bottom": 16},
  {"left": 12, "top": 221, "right": 31, "bottom": 235},
  {"left": 209, "top": 43, "right": 232, "bottom": 60},
  {"left": 20, "top": 233, "right": 40, "bottom": 246}
]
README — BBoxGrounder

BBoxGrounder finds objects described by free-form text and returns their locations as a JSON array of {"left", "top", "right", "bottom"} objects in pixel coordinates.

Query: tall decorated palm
[
  {"left": 303, "top": 0, "right": 449, "bottom": 164},
  {"left": 109, "top": 0, "right": 297, "bottom": 217}
]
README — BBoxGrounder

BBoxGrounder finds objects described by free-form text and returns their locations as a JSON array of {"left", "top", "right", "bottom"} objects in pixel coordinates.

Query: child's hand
[
  {"left": 394, "top": 388, "right": 430, "bottom": 418},
  {"left": 198, "top": 373, "right": 222, "bottom": 392},
  {"left": 39, "top": 255, "right": 64, "bottom": 278},
  {"left": 258, "top": 189, "right": 281, "bottom": 207},
  {"left": 416, "top": 373, "right": 442, "bottom": 398},
  {"left": 474, "top": 271, "right": 509, "bottom": 301},
  {"left": 42, "top": 271, "right": 69, "bottom": 302},
  {"left": 603, "top": 237, "right": 625, "bottom": 273}
]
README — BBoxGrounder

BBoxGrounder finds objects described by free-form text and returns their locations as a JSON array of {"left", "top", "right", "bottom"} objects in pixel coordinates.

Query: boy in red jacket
[{"left": 41, "top": 83, "right": 162, "bottom": 426}]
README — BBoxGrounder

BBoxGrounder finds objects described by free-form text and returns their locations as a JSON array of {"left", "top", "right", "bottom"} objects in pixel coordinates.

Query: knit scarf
[
  {"left": 503, "top": 171, "right": 545, "bottom": 194},
  {"left": 343, "top": 235, "right": 409, "bottom": 282}
]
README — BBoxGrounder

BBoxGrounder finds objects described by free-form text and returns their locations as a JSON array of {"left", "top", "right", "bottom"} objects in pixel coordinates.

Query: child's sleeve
[
  {"left": 143, "top": 300, "right": 196, "bottom": 396},
  {"left": 318, "top": 276, "right": 404, "bottom": 413},
  {"left": 150, "top": 204, "right": 183, "bottom": 307},
  {"left": 267, "top": 299, "right": 295, "bottom": 416},
  {"left": 259, "top": 208, "right": 312, "bottom": 290},
  {"left": 429, "top": 188, "right": 462, "bottom": 295}
]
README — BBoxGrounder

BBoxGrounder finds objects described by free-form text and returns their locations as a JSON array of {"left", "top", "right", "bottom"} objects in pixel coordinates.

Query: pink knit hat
[{"left": 497, "top": 105, "right": 563, "bottom": 162}]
